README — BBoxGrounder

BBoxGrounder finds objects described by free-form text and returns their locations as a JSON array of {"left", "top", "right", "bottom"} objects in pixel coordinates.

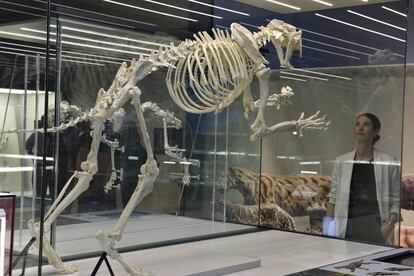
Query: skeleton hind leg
[
  {"left": 96, "top": 86, "right": 158, "bottom": 276},
  {"left": 28, "top": 118, "right": 104, "bottom": 273}
]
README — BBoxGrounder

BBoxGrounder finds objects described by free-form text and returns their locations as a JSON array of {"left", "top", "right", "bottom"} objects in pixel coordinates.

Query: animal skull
[{"left": 257, "top": 19, "right": 302, "bottom": 68}]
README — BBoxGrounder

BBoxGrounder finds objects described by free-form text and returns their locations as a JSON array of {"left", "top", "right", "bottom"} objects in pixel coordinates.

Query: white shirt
[{"left": 326, "top": 148, "right": 400, "bottom": 240}]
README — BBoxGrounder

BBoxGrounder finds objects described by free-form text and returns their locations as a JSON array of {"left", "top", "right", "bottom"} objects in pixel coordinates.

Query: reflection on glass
[
  {"left": 257, "top": 0, "right": 407, "bottom": 247},
  {"left": 325, "top": 113, "right": 400, "bottom": 245}
]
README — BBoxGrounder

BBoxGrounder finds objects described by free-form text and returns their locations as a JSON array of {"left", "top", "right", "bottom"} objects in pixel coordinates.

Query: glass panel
[
  {"left": 256, "top": 0, "right": 407, "bottom": 246},
  {"left": 40, "top": 0, "right": 260, "bottom": 269},
  {"left": 400, "top": 1, "right": 414, "bottom": 249},
  {"left": 3, "top": 0, "right": 409, "bottom": 273},
  {"left": 0, "top": 0, "right": 49, "bottom": 273}
]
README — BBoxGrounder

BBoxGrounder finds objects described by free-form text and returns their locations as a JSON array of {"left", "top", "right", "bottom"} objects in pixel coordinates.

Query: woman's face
[{"left": 354, "top": 116, "right": 379, "bottom": 144}]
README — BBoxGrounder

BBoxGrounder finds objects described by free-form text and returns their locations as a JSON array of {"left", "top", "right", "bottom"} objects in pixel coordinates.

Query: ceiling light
[
  {"left": 0, "top": 167, "right": 34, "bottom": 173},
  {"left": 288, "top": 68, "right": 352, "bottom": 80},
  {"left": 303, "top": 45, "right": 360, "bottom": 60},
  {"left": 0, "top": 153, "right": 54, "bottom": 161},
  {"left": 50, "top": 25, "right": 169, "bottom": 47},
  {"left": 382, "top": 6, "right": 407, "bottom": 17},
  {"left": 33, "top": 0, "right": 157, "bottom": 27},
  {"left": 0, "top": 89, "right": 46, "bottom": 95},
  {"left": 103, "top": 0, "right": 198, "bottom": 22},
  {"left": 63, "top": 40, "right": 149, "bottom": 56},
  {"left": 143, "top": 0, "right": 222, "bottom": 19},
  {"left": 214, "top": 24, "right": 230, "bottom": 30},
  {"left": 163, "top": 161, "right": 176, "bottom": 164},
  {"left": 300, "top": 170, "right": 318, "bottom": 175},
  {"left": 303, "top": 38, "right": 371, "bottom": 56},
  {"left": 59, "top": 18, "right": 115, "bottom": 31},
  {"left": 265, "top": 0, "right": 301, "bottom": 11},
  {"left": 300, "top": 161, "right": 321, "bottom": 165},
  {"left": 281, "top": 71, "right": 328, "bottom": 81},
  {"left": 347, "top": 10, "right": 406, "bottom": 31},
  {"left": 0, "top": 5, "right": 45, "bottom": 18},
  {"left": 61, "top": 50, "right": 127, "bottom": 62},
  {"left": 61, "top": 55, "right": 122, "bottom": 65},
  {"left": 0, "top": 45, "right": 43, "bottom": 55},
  {"left": 0, "top": 41, "right": 49, "bottom": 51},
  {"left": 0, "top": 47, "right": 106, "bottom": 67},
  {"left": 280, "top": 76, "right": 307, "bottom": 82},
  {"left": 0, "top": 30, "right": 148, "bottom": 56},
  {"left": 240, "top": 22, "right": 260, "bottom": 28},
  {"left": 21, "top": 28, "right": 155, "bottom": 52},
  {"left": 0, "top": 49, "right": 30, "bottom": 57},
  {"left": 63, "top": 34, "right": 156, "bottom": 51},
  {"left": 315, "top": 13, "right": 406, "bottom": 42},
  {"left": 60, "top": 59, "right": 105, "bottom": 66},
  {"left": 0, "top": 30, "right": 46, "bottom": 41},
  {"left": 187, "top": 0, "right": 250, "bottom": 16},
  {"left": 312, "top": 0, "right": 333, "bottom": 7},
  {"left": 361, "top": 0, "right": 369, "bottom": 2}
]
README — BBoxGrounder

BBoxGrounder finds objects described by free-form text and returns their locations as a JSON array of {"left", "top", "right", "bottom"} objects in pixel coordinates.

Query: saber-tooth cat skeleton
[{"left": 5, "top": 19, "right": 329, "bottom": 275}]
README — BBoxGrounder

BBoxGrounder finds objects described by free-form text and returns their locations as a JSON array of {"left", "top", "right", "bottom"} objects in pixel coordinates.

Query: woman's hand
[
  {"left": 326, "top": 203, "right": 335, "bottom": 218},
  {"left": 381, "top": 212, "right": 399, "bottom": 242},
  {"left": 381, "top": 223, "right": 395, "bottom": 240}
]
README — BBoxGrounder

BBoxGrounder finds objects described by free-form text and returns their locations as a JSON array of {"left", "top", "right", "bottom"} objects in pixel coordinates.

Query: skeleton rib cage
[{"left": 166, "top": 29, "right": 255, "bottom": 114}]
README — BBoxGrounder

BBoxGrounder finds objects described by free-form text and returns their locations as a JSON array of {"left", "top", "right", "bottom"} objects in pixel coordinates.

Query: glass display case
[
  {"left": 256, "top": 0, "right": 408, "bottom": 247},
  {"left": 0, "top": 193, "right": 15, "bottom": 276},
  {"left": 0, "top": 0, "right": 413, "bottom": 275}
]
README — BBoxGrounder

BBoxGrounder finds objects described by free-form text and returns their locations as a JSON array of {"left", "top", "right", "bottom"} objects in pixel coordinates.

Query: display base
[
  {"left": 16, "top": 245, "right": 261, "bottom": 275},
  {"left": 13, "top": 230, "right": 389, "bottom": 276},
  {"left": 91, "top": 252, "right": 114, "bottom": 276}
]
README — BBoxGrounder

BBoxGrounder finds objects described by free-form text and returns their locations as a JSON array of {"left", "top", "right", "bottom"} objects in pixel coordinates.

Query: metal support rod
[
  {"left": 38, "top": 0, "right": 51, "bottom": 274},
  {"left": 32, "top": 55, "right": 40, "bottom": 222},
  {"left": 51, "top": 15, "right": 62, "bottom": 249},
  {"left": 223, "top": 106, "right": 229, "bottom": 223},
  {"left": 19, "top": 55, "right": 29, "bottom": 246},
  {"left": 211, "top": 113, "right": 218, "bottom": 221}
]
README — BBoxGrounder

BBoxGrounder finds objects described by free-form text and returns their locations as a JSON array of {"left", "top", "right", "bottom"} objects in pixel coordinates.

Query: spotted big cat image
[{"left": 218, "top": 167, "right": 331, "bottom": 233}]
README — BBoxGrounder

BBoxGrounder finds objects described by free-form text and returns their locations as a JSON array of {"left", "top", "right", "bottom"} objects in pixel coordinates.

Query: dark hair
[{"left": 357, "top": 113, "right": 381, "bottom": 144}]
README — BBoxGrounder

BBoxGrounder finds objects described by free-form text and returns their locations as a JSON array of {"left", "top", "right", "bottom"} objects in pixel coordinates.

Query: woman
[{"left": 326, "top": 113, "right": 400, "bottom": 244}]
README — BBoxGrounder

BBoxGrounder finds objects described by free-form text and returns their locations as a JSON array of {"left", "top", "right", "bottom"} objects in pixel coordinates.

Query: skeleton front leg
[
  {"left": 253, "top": 86, "right": 294, "bottom": 110},
  {"left": 96, "top": 87, "right": 158, "bottom": 276},
  {"left": 263, "top": 111, "right": 330, "bottom": 138},
  {"left": 250, "top": 64, "right": 271, "bottom": 140},
  {"left": 242, "top": 85, "right": 255, "bottom": 119}
]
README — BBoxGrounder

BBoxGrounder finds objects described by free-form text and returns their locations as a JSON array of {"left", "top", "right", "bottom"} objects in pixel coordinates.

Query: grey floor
[
  {"left": 13, "top": 212, "right": 254, "bottom": 258},
  {"left": 16, "top": 229, "right": 392, "bottom": 276}
]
